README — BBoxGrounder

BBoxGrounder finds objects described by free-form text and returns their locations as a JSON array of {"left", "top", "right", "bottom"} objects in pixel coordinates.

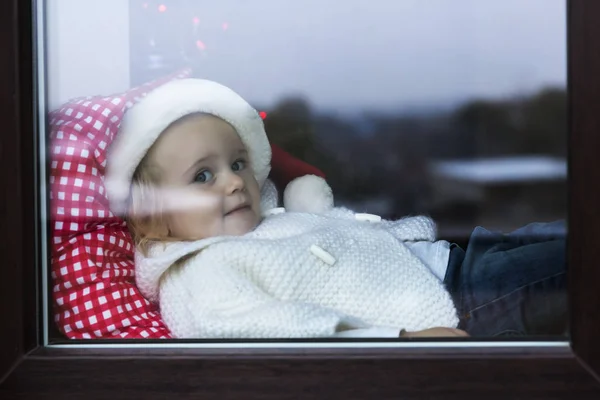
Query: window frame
[{"left": 2, "top": 0, "right": 600, "bottom": 397}]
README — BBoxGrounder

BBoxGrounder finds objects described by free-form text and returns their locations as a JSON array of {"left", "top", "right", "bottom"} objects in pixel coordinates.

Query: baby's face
[{"left": 146, "top": 113, "right": 261, "bottom": 240}]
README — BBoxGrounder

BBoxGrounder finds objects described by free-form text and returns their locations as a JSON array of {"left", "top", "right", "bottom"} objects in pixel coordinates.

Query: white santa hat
[{"left": 105, "top": 78, "right": 272, "bottom": 215}]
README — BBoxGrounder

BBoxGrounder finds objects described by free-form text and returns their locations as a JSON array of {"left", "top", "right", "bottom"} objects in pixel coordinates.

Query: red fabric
[
  {"left": 50, "top": 69, "right": 325, "bottom": 339},
  {"left": 269, "top": 144, "right": 326, "bottom": 190}
]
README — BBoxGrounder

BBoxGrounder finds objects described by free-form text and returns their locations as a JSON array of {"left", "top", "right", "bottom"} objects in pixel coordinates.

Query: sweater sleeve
[
  {"left": 175, "top": 259, "right": 399, "bottom": 339},
  {"left": 381, "top": 215, "right": 437, "bottom": 242}
]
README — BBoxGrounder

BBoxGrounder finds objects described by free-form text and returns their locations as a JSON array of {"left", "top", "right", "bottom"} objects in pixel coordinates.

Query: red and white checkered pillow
[{"left": 50, "top": 69, "right": 194, "bottom": 339}]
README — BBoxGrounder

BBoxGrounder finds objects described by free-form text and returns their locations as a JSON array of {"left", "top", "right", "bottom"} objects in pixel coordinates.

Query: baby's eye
[
  {"left": 231, "top": 160, "right": 246, "bottom": 172},
  {"left": 194, "top": 169, "right": 214, "bottom": 183}
]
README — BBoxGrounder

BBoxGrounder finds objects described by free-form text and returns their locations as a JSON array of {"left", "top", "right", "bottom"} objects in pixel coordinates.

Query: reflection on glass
[{"left": 44, "top": 0, "right": 567, "bottom": 342}]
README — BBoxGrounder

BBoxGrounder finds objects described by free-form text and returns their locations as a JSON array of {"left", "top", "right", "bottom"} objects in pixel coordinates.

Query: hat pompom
[{"left": 283, "top": 175, "right": 334, "bottom": 214}]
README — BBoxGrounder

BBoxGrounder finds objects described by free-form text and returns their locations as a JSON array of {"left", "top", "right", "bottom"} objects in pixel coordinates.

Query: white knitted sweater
[{"left": 136, "top": 207, "right": 459, "bottom": 339}]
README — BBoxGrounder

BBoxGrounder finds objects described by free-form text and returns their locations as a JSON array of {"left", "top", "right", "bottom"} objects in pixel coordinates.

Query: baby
[{"left": 105, "top": 79, "right": 566, "bottom": 339}]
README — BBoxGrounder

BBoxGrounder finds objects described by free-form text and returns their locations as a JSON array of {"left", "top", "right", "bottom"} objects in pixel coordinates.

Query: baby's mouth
[{"left": 225, "top": 204, "right": 251, "bottom": 216}]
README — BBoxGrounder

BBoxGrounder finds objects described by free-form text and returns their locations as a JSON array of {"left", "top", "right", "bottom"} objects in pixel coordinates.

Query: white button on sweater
[{"left": 135, "top": 207, "right": 459, "bottom": 339}]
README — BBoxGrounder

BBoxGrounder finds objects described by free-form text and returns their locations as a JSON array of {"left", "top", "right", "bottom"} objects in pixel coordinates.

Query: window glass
[{"left": 42, "top": 0, "right": 567, "bottom": 343}]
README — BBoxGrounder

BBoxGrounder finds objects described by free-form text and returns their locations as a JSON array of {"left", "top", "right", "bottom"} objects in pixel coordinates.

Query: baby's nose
[{"left": 225, "top": 171, "right": 244, "bottom": 194}]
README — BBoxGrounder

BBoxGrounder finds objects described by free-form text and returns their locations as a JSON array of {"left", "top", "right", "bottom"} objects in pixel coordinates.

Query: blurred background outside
[{"left": 47, "top": 0, "right": 567, "bottom": 239}]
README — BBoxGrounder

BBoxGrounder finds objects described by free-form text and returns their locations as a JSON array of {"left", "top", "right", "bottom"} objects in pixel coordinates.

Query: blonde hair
[{"left": 126, "top": 153, "right": 174, "bottom": 256}]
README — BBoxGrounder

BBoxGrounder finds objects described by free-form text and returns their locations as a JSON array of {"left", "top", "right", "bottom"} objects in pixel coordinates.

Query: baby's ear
[{"left": 283, "top": 175, "right": 334, "bottom": 214}]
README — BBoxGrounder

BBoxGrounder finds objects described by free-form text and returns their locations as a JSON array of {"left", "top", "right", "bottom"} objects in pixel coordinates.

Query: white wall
[{"left": 46, "top": 0, "right": 130, "bottom": 111}]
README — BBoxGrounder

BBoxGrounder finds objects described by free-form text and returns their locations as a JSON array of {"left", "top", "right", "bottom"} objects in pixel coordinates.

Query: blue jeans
[{"left": 443, "top": 221, "right": 567, "bottom": 337}]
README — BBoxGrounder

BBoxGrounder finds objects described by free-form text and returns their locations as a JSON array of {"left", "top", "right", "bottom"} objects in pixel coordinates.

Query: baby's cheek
[
  {"left": 174, "top": 203, "right": 221, "bottom": 239},
  {"left": 197, "top": 204, "right": 226, "bottom": 234}
]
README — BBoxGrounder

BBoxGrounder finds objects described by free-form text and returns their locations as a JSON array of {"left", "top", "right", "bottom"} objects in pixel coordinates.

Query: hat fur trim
[{"left": 105, "top": 79, "right": 271, "bottom": 215}]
